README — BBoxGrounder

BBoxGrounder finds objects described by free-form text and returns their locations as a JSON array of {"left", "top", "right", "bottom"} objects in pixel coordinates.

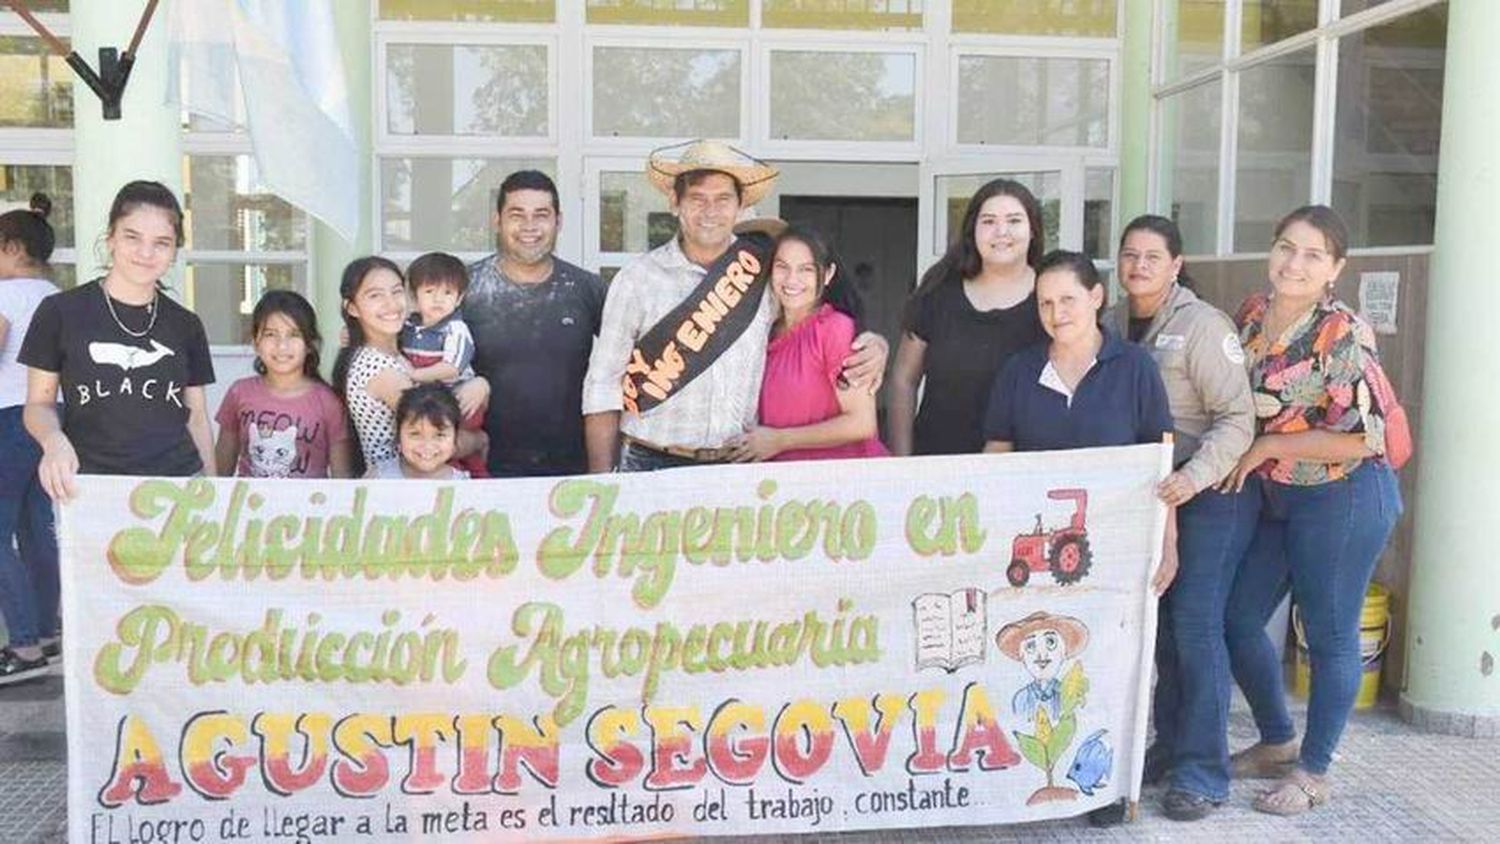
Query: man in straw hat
[
  {"left": 995, "top": 610, "right": 1090, "bottom": 722},
  {"left": 581, "top": 139, "right": 887, "bottom": 472}
]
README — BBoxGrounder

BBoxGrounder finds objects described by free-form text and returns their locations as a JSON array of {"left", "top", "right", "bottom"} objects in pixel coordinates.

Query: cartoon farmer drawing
[
  {"left": 997, "top": 611, "right": 1101, "bottom": 805},
  {"left": 996, "top": 611, "right": 1089, "bottom": 721}
]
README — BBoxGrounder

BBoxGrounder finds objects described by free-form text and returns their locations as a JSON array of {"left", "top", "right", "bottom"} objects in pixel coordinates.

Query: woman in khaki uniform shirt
[{"left": 1111, "top": 215, "right": 1256, "bottom": 822}]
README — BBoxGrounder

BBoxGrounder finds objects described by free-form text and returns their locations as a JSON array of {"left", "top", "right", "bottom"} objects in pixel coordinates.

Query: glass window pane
[
  {"left": 935, "top": 172, "right": 1060, "bottom": 257},
  {"left": 762, "top": 0, "right": 922, "bottom": 31},
  {"left": 0, "top": 36, "right": 74, "bottom": 128},
  {"left": 378, "top": 0, "right": 554, "bottom": 22},
  {"left": 1235, "top": 48, "right": 1315, "bottom": 251},
  {"left": 599, "top": 171, "right": 674, "bottom": 255},
  {"left": 957, "top": 55, "right": 1109, "bottom": 147},
  {"left": 50, "top": 262, "right": 76, "bottom": 289},
  {"left": 770, "top": 51, "right": 915, "bottom": 143},
  {"left": 953, "top": 1, "right": 1115, "bottom": 37},
  {"left": 381, "top": 157, "right": 555, "bottom": 252},
  {"left": 387, "top": 44, "right": 548, "bottom": 137},
  {"left": 1242, "top": 1, "right": 1319, "bottom": 53},
  {"left": 182, "top": 263, "right": 308, "bottom": 346},
  {"left": 593, "top": 47, "right": 740, "bottom": 139},
  {"left": 0, "top": 164, "right": 74, "bottom": 248},
  {"left": 1162, "top": 79, "right": 1221, "bottom": 255},
  {"left": 184, "top": 156, "right": 308, "bottom": 252},
  {"left": 1332, "top": 3, "right": 1446, "bottom": 247},
  {"left": 1341, "top": 0, "right": 1396, "bottom": 16},
  {"left": 1163, "top": 0, "right": 1225, "bottom": 81},
  {"left": 586, "top": 0, "right": 748, "bottom": 26},
  {"left": 1085, "top": 168, "right": 1114, "bottom": 260}
]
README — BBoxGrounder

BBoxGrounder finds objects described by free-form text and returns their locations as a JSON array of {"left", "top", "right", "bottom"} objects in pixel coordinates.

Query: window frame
[
  {"left": 370, "top": 2, "right": 1126, "bottom": 275},
  {"left": 1, "top": 13, "right": 76, "bottom": 279},
  {"left": 584, "top": 33, "right": 752, "bottom": 148},
  {"left": 1148, "top": 0, "right": 1447, "bottom": 256},
  {"left": 948, "top": 42, "right": 1120, "bottom": 157},
  {"left": 755, "top": 36, "right": 926, "bottom": 158},
  {"left": 373, "top": 27, "right": 559, "bottom": 152},
  {"left": 180, "top": 134, "right": 314, "bottom": 352}
]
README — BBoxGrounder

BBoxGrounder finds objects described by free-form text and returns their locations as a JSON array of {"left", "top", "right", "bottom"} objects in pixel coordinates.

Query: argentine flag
[{"left": 168, "top": 0, "right": 358, "bottom": 243}]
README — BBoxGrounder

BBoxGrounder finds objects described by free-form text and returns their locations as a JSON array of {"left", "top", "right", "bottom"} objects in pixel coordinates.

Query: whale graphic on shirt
[{"left": 88, "top": 339, "right": 176, "bottom": 371}]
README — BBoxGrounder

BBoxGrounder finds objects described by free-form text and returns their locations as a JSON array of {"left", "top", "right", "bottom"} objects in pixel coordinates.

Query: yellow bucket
[{"left": 1292, "top": 583, "right": 1390, "bottom": 709}]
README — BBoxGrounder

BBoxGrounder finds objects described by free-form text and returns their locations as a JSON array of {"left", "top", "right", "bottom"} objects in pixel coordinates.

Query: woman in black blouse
[{"left": 889, "top": 178, "right": 1047, "bottom": 456}]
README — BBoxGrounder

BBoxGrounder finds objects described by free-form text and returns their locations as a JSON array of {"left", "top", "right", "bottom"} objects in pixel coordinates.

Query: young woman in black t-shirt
[
  {"left": 20, "top": 181, "right": 216, "bottom": 500},
  {"left": 888, "top": 178, "right": 1047, "bottom": 456}
]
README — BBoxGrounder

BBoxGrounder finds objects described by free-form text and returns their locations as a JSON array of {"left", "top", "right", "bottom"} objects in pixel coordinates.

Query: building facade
[{"left": 5, "top": 0, "right": 1493, "bottom": 728}]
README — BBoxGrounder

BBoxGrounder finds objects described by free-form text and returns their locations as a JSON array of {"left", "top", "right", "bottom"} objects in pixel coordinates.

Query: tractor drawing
[{"left": 1006, "top": 488, "right": 1093, "bottom": 587}]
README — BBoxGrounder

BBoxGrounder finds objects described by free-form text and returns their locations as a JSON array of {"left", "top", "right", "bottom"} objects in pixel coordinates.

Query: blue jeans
[
  {"left": 1224, "top": 461, "right": 1402, "bottom": 775},
  {"left": 1152, "top": 482, "right": 1261, "bottom": 800},
  {"left": 618, "top": 442, "right": 720, "bottom": 473},
  {"left": 0, "top": 405, "right": 60, "bottom": 647}
]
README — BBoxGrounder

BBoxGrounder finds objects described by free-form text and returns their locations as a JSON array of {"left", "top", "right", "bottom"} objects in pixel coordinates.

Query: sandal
[
  {"left": 1252, "top": 770, "right": 1329, "bottom": 816},
  {"left": 1230, "top": 741, "right": 1298, "bottom": 779}
]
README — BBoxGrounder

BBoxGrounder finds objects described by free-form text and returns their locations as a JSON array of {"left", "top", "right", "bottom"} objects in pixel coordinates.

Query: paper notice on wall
[{"left": 1359, "top": 271, "right": 1400, "bottom": 335}]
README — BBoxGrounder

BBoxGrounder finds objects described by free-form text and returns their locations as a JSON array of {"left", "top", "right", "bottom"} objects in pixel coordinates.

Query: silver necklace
[{"left": 101, "top": 281, "right": 158, "bottom": 339}]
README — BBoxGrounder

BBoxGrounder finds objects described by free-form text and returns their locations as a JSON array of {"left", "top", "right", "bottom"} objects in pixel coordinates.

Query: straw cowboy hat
[
  {"left": 646, "top": 139, "right": 779, "bottom": 207},
  {"left": 995, "top": 611, "right": 1090, "bottom": 661}
]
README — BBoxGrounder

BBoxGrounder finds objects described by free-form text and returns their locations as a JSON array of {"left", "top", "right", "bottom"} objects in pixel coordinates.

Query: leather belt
[{"left": 622, "top": 435, "right": 733, "bottom": 463}]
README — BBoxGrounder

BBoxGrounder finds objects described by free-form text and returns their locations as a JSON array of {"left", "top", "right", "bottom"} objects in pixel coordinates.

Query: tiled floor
[{"left": 3, "top": 671, "right": 1496, "bottom": 843}]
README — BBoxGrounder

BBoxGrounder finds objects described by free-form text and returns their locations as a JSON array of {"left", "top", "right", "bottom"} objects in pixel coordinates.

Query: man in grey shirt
[
  {"left": 463, "top": 170, "right": 606, "bottom": 476},
  {"left": 582, "top": 140, "right": 886, "bottom": 472}
]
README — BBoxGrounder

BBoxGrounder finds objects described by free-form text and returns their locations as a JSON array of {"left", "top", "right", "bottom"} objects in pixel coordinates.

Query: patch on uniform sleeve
[{"left": 1221, "top": 333, "right": 1246, "bottom": 365}]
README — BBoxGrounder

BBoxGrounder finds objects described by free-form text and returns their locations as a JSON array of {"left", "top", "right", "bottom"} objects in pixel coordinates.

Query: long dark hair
[
  {"left": 0, "top": 192, "right": 55, "bottom": 272},
  {"left": 1119, "top": 214, "right": 1195, "bottom": 291},
  {"left": 251, "top": 289, "right": 325, "bottom": 382},
  {"left": 769, "top": 225, "right": 864, "bottom": 331},
  {"left": 331, "top": 255, "right": 404, "bottom": 476},
  {"left": 903, "top": 178, "right": 1044, "bottom": 330}
]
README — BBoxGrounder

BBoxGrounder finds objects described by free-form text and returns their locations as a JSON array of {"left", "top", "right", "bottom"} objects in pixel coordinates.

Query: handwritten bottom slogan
[{"left": 61, "top": 445, "right": 1171, "bottom": 843}]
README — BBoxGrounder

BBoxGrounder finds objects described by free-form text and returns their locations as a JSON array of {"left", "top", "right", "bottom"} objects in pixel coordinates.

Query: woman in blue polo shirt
[
  {"left": 982, "top": 250, "right": 1174, "bottom": 456},
  {"left": 983, "top": 248, "right": 1178, "bottom": 828}
]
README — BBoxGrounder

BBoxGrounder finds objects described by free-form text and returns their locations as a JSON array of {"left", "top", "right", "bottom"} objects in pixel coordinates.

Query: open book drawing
[{"left": 913, "top": 588, "right": 987, "bottom": 673}]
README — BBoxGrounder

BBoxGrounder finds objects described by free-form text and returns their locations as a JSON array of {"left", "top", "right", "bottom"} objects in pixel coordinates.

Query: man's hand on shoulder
[{"left": 841, "top": 332, "right": 889, "bottom": 394}]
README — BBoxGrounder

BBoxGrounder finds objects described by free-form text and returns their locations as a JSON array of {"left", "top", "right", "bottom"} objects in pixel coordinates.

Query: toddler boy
[{"left": 400, "top": 252, "right": 487, "bottom": 476}]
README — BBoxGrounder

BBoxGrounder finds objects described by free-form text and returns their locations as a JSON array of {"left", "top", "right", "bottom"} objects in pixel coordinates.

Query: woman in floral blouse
[{"left": 1217, "top": 205, "right": 1402, "bottom": 816}]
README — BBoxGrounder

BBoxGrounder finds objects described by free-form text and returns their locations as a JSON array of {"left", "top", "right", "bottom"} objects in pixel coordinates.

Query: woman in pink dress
[{"left": 728, "top": 226, "right": 888, "bottom": 462}]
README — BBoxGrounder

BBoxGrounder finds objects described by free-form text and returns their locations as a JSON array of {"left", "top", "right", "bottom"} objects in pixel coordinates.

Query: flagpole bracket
[
  {"left": 67, "top": 47, "right": 134, "bottom": 121},
  {"left": 7, "top": 0, "right": 155, "bottom": 121}
]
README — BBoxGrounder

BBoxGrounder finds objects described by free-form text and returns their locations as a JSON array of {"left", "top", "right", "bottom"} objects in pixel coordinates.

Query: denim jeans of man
[
  {"left": 1152, "top": 481, "right": 1260, "bottom": 800},
  {"left": 618, "top": 442, "right": 720, "bottom": 473},
  {"left": 0, "top": 405, "right": 60, "bottom": 648},
  {"left": 1224, "top": 460, "right": 1402, "bottom": 775}
]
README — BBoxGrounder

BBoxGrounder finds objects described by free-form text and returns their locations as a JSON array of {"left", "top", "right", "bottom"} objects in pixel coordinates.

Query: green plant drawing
[{"left": 1013, "top": 661, "right": 1089, "bottom": 804}]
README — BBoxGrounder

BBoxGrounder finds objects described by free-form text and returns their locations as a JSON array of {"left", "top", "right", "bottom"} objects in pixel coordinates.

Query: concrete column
[
  {"left": 309, "top": 0, "right": 374, "bottom": 368},
  {"left": 1400, "top": 1, "right": 1500, "bottom": 736},
  {"left": 1116, "top": 0, "right": 1154, "bottom": 226},
  {"left": 70, "top": 0, "right": 181, "bottom": 276}
]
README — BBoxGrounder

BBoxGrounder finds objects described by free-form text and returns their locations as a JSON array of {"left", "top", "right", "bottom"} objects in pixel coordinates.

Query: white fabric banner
[{"left": 62, "top": 445, "right": 1169, "bottom": 843}]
